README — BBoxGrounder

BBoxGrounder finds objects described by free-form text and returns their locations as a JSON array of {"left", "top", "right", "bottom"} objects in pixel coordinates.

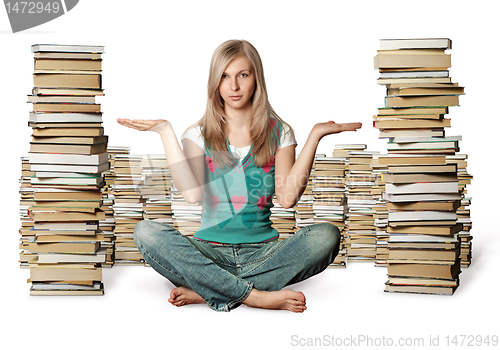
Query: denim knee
[
  {"left": 133, "top": 219, "right": 149, "bottom": 248},
  {"left": 133, "top": 219, "right": 166, "bottom": 249},
  {"left": 311, "top": 223, "right": 341, "bottom": 258}
]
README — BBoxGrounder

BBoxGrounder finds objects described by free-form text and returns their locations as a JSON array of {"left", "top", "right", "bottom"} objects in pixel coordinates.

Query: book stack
[
  {"left": 19, "top": 156, "right": 35, "bottom": 267},
  {"left": 446, "top": 154, "right": 473, "bottom": 267},
  {"left": 342, "top": 146, "right": 378, "bottom": 262},
  {"left": 170, "top": 185, "right": 203, "bottom": 236},
  {"left": 271, "top": 195, "right": 297, "bottom": 240},
  {"left": 312, "top": 154, "right": 348, "bottom": 231},
  {"left": 111, "top": 153, "right": 145, "bottom": 265},
  {"left": 140, "top": 154, "right": 174, "bottom": 226},
  {"left": 26, "top": 44, "right": 107, "bottom": 295},
  {"left": 374, "top": 38, "right": 466, "bottom": 295},
  {"left": 98, "top": 203, "right": 115, "bottom": 268},
  {"left": 99, "top": 146, "right": 131, "bottom": 267},
  {"left": 371, "top": 155, "right": 389, "bottom": 267},
  {"left": 380, "top": 158, "right": 462, "bottom": 296},
  {"left": 293, "top": 154, "right": 315, "bottom": 234},
  {"left": 312, "top": 153, "right": 347, "bottom": 267}
]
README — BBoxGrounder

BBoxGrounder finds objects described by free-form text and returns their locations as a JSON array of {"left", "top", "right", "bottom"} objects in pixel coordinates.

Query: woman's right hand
[{"left": 117, "top": 118, "right": 171, "bottom": 134}]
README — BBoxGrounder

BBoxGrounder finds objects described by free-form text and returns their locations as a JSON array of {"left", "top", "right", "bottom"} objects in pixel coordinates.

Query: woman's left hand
[{"left": 311, "top": 121, "right": 362, "bottom": 141}]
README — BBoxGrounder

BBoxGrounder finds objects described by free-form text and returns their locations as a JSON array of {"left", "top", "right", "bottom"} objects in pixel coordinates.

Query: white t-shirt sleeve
[
  {"left": 180, "top": 125, "right": 204, "bottom": 150},
  {"left": 278, "top": 123, "right": 297, "bottom": 150}
]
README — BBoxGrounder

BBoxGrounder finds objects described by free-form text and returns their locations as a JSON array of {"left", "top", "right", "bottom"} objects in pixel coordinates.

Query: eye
[
  {"left": 240, "top": 73, "right": 248, "bottom": 77},
  {"left": 221, "top": 74, "right": 227, "bottom": 79}
]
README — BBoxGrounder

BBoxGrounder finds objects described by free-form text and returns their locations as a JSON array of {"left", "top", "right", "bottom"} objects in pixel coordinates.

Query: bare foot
[
  {"left": 242, "top": 289, "right": 307, "bottom": 313},
  {"left": 168, "top": 286, "right": 205, "bottom": 307}
]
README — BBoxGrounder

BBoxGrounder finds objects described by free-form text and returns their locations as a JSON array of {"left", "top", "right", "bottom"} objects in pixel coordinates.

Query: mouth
[{"left": 230, "top": 95, "right": 242, "bottom": 101}]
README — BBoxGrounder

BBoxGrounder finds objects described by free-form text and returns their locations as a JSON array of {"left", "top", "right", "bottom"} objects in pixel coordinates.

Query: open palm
[
  {"left": 117, "top": 118, "right": 170, "bottom": 133},
  {"left": 312, "top": 121, "right": 362, "bottom": 140}
]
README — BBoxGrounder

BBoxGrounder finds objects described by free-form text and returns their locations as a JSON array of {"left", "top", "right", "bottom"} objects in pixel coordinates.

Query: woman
[{"left": 117, "top": 39, "right": 362, "bottom": 312}]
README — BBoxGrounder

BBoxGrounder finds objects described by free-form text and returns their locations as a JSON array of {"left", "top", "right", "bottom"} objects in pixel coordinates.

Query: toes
[
  {"left": 295, "top": 291, "right": 306, "bottom": 303},
  {"left": 289, "top": 304, "right": 307, "bottom": 313},
  {"left": 170, "top": 288, "right": 179, "bottom": 300},
  {"left": 291, "top": 300, "right": 306, "bottom": 307},
  {"left": 170, "top": 299, "right": 185, "bottom": 307},
  {"left": 288, "top": 299, "right": 306, "bottom": 313}
]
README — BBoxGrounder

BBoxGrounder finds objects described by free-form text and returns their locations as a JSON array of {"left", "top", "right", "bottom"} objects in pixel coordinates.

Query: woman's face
[{"left": 218, "top": 55, "right": 256, "bottom": 113}]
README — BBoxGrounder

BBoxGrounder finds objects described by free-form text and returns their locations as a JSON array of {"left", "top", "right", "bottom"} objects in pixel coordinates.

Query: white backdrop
[{"left": 1, "top": 1, "right": 498, "bottom": 349}]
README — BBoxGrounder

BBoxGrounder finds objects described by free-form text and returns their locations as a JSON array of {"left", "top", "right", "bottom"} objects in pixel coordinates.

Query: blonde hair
[{"left": 196, "top": 39, "right": 292, "bottom": 168}]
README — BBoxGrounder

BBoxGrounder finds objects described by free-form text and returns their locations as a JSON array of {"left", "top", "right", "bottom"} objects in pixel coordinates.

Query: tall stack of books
[
  {"left": 342, "top": 146, "right": 378, "bottom": 262},
  {"left": 140, "top": 154, "right": 173, "bottom": 226},
  {"left": 374, "top": 38, "right": 467, "bottom": 295},
  {"left": 371, "top": 155, "right": 389, "bottom": 266},
  {"left": 293, "top": 154, "right": 315, "bottom": 235},
  {"left": 26, "top": 44, "right": 107, "bottom": 295},
  {"left": 111, "top": 153, "right": 145, "bottom": 265},
  {"left": 312, "top": 152, "right": 347, "bottom": 267}
]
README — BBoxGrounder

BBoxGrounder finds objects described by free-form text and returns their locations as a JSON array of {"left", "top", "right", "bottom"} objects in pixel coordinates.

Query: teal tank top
[{"left": 194, "top": 118, "right": 283, "bottom": 244}]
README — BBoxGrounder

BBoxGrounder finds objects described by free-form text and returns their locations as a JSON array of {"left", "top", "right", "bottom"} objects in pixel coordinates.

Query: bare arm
[
  {"left": 275, "top": 121, "right": 362, "bottom": 209},
  {"left": 117, "top": 118, "right": 205, "bottom": 204}
]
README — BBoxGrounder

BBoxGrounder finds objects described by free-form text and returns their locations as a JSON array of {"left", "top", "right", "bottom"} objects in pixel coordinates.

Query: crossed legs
[{"left": 134, "top": 220, "right": 340, "bottom": 312}]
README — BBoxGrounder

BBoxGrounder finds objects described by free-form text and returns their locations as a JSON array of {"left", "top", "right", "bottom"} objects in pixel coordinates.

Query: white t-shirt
[{"left": 180, "top": 122, "right": 297, "bottom": 161}]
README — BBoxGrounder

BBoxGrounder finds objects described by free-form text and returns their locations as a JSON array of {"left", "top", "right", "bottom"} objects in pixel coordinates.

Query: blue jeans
[{"left": 133, "top": 220, "right": 340, "bottom": 312}]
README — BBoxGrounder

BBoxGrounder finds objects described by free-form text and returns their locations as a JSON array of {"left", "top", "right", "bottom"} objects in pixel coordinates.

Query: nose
[{"left": 230, "top": 77, "right": 239, "bottom": 91}]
